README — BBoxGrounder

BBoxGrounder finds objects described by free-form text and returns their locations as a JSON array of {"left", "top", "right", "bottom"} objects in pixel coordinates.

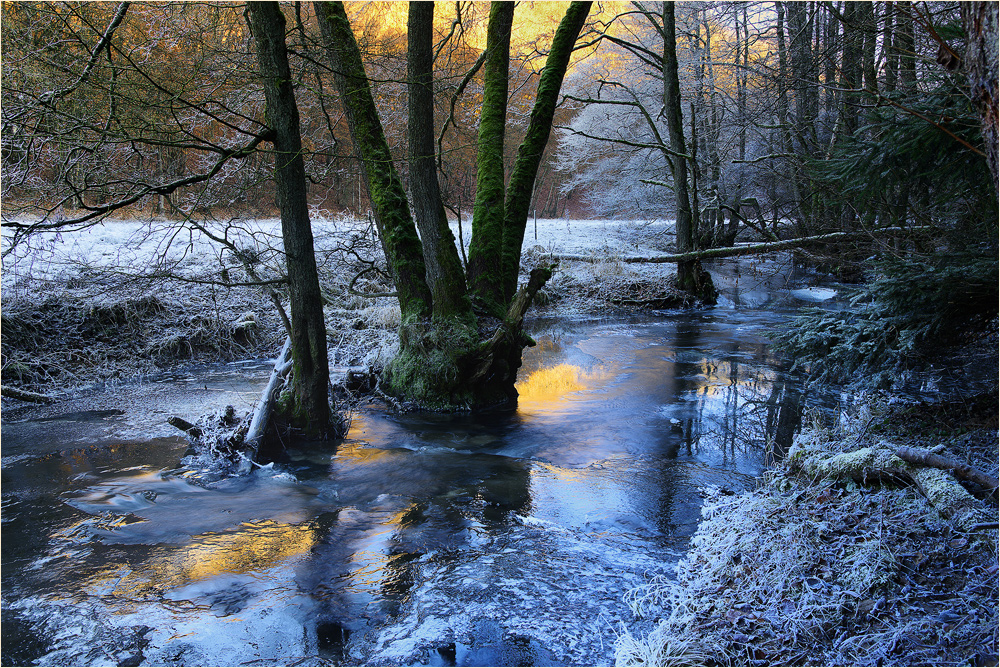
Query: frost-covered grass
[
  {"left": 1, "top": 214, "right": 682, "bottom": 394},
  {"left": 615, "top": 400, "right": 999, "bottom": 667}
]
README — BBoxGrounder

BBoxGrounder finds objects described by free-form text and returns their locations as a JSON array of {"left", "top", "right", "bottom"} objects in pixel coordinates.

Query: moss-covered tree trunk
[
  {"left": 314, "top": 1, "right": 432, "bottom": 325},
  {"left": 407, "top": 1, "right": 473, "bottom": 321},
  {"left": 246, "top": 2, "right": 330, "bottom": 435},
  {"left": 663, "top": 3, "right": 716, "bottom": 304},
  {"left": 501, "top": 1, "right": 592, "bottom": 303},
  {"left": 466, "top": 1, "right": 515, "bottom": 319},
  {"left": 314, "top": 0, "right": 589, "bottom": 410}
]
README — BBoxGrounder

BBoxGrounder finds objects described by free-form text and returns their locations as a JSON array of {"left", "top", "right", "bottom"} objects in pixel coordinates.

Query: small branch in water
[
  {"left": 167, "top": 416, "right": 203, "bottom": 438},
  {"left": 245, "top": 336, "right": 293, "bottom": 452}
]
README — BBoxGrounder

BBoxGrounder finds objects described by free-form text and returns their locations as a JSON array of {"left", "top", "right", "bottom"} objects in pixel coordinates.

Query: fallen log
[
  {"left": 553, "top": 226, "right": 933, "bottom": 265},
  {"left": 894, "top": 445, "right": 999, "bottom": 492},
  {"left": 1, "top": 385, "right": 56, "bottom": 404},
  {"left": 788, "top": 439, "right": 992, "bottom": 530},
  {"left": 244, "top": 336, "right": 293, "bottom": 453}
]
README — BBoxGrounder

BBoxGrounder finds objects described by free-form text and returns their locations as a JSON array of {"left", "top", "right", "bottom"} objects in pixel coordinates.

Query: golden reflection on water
[
  {"left": 515, "top": 363, "right": 601, "bottom": 407},
  {"left": 88, "top": 520, "right": 314, "bottom": 599}
]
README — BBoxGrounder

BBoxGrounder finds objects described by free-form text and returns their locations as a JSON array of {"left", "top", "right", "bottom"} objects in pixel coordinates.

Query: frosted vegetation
[
  {"left": 0, "top": 215, "right": 682, "bottom": 392},
  {"left": 616, "top": 403, "right": 998, "bottom": 667}
]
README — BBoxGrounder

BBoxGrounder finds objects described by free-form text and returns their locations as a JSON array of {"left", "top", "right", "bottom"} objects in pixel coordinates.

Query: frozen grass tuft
[
  {"left": 615, "top": 621, "right": 711, "bottom": 667},
  {"left": 361, "top": 301, "right": 401, "bottom": 329}
]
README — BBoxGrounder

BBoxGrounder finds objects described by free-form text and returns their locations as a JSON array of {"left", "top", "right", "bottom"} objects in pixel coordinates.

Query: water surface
[{"left": 2, "top": 263, "right": 838, "bottom": 666}]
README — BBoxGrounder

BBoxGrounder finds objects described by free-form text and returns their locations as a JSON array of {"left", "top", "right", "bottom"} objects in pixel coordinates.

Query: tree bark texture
[
  {"left": 247, "top": 1, "right": 330, "bottom": 435},
  {"left": 407, "top": 2, "right": 474, "bottom": 321},
  {"left": 961, "top": 1, "right": 1000, "bottom": 194},
  {"left": 500, "top": 1, "right": 592, "bottom": 303},
  {"left": 314, "top": 0, "right": 433, "bottom": 323},
  {"left": 467, "top": 1, "right": 515, "bottom": 318}
]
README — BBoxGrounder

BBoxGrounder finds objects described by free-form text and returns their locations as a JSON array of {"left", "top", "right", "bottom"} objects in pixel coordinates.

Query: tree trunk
[
  {"left": 788, "top": 1, "right": 817, "bottom": 153},
  {"left": 823, "top": 2, "right": 841, "bottom": 118},
  {"left": 883, "top": 1, "right": 898, "bottom": 92},
  {"left": 896, "top": 1, "right": 916, "bottom": 90},
  {"left": 407, "top": 1, "right": 474, "bottom": 321},
  {"left": 247, "top": 2, "right": 330, "bottom": 436},
  {"left": 860, "top": 2, "right": 879, "bottom": 94},
  {"left": 314, "top": 1, "right": 433, "bottom": 324},
  {"left": 961, "top": 1, "right": 1000, "bottom": 193},
  {"left": 500, "top": 0, "right": 592, "bottom": 303},
  {"left": 467, "top": 1, "right": 514, "bottom": 318},
  {"left": 663, "top": 3, "right": 716, "bottom": 303}
]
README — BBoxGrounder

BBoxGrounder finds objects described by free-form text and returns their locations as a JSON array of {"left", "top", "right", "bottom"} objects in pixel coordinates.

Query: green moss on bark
[
  {"left": 382, "top": 318, "right": 491, "bottom": 410},
  {"left": 467, "top": 1, "right": 514, "bottom": 318}
]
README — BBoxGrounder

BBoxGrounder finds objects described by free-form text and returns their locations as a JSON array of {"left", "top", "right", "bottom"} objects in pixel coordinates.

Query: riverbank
[
  {"left": 616, "top": 391, "right": 999, "bottom": 667},
  {"left": 1, "top": 216, "right": 689, "bottom": 407}
]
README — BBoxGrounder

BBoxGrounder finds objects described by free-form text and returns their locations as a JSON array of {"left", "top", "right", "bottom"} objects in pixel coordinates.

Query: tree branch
[
  {"left": 41, "top": 2, "right": 131, "bottom": 105},
  {"left": 553, "top": 226, "right": 933, "bottom": 264}
]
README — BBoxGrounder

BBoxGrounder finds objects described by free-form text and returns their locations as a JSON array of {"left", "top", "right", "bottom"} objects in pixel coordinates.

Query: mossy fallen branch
[
  {"left": 893, "top": 444, "right": 999, "bottom": 492},
  {"left": 788, "top": 437, "right": 993, "bottom": 530}
]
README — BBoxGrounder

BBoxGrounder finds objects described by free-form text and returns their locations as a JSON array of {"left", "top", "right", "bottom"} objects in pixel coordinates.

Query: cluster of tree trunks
[{"left": 309, "top": 0, "right": 591, "bottom": 410}]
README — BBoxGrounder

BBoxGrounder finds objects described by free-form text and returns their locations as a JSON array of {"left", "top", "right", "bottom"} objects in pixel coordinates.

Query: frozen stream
[{"left": 1, "top": 263, "right": 842, "bottom": 666}]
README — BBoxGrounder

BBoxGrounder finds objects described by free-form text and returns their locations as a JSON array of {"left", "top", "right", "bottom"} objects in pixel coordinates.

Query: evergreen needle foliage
[
  {"left": 775, "top": 254, "right": 998, "bottom": 389},
  {"left": 778, "top": 64, "right": 997, "bottom": 391}
]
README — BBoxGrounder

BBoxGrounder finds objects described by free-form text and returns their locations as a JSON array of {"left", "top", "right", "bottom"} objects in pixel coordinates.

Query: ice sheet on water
[
  {"left": 353, "top": 513, "right": 677, "bottom": 666},
  {"left": 789, "top": 286, "right": 839, "bottom": 302}
]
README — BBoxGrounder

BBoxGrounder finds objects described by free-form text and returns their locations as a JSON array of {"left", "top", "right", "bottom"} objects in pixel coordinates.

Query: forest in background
[{"left": 3, "top": 2, "right": 994, "bottom": 235}]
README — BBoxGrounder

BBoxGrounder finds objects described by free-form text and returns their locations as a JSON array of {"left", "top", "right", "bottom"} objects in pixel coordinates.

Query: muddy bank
[{"left": 616, "top": 393, "right": 999, "bottom": 666}]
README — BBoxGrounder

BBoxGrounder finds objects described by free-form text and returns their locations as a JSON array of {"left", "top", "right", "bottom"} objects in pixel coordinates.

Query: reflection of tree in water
[
  {"left": 296, "top": 449, "right": 532, "bottom": 660},
  {"left": 650, "top": 320, "right": 809, "bottom": 539},
  {"left": 689, "top": 353, "right": 806, "bottom": 464}
]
